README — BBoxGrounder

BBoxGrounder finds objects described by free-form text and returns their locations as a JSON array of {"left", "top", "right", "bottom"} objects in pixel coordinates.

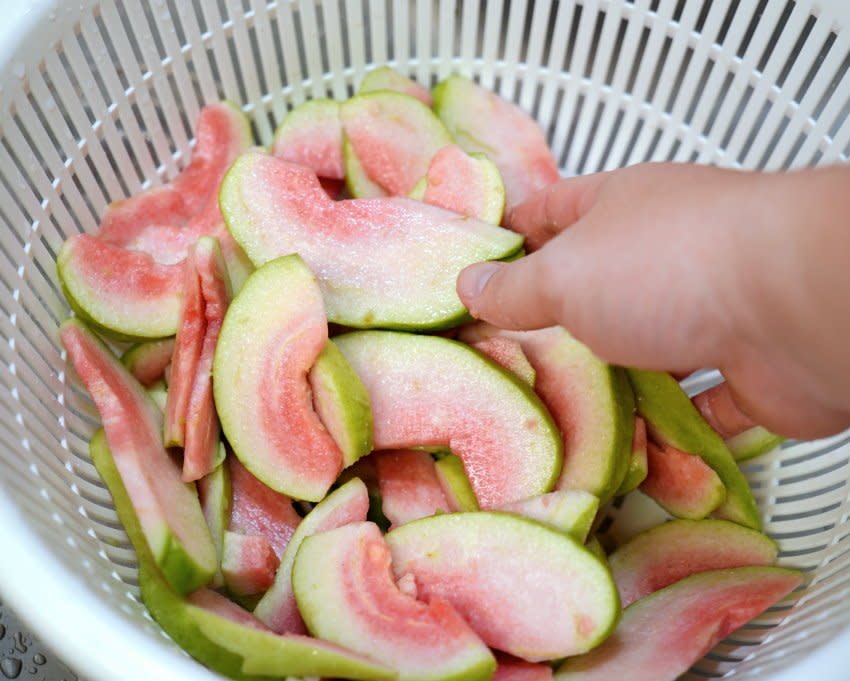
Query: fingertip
[{"left": 456, "top": 261, "right": 504, "bottom": 314}]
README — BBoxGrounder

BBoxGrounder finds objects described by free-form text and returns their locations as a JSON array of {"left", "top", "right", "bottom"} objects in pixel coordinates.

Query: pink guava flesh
[
  {"left": 187, "top": 588, "right": 272, "bottom": 631},
  {"left": 375, "top": 450, "right": 451, "bottom": 528},
  {"left": 420, "top": 145, "right": 502, "bottom": 221},
  {"left": 692, "top": 382, "right": 757, "bottom": 439},
  {"left": 640, "top": 442, "right": 725, "bottom": 519},
  {"left": 470, "top": 336, "right": 535, "bottom": 386},
  {"left": 272, "top": 108, "right": 345, "bottom": 180},
  {"left": 222, "top": 531, "right": 281, "bottom": 596},
  {"left": 493, "top": 655, "right": 553, "bottom": 681},
  {"left": 123, "top": 339, "right": 175, "bottom": 387}
]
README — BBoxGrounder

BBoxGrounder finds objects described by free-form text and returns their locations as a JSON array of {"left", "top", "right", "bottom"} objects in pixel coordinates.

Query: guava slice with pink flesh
[
  {"left": 640, "top": 441, "right": 726, "bottom": 519},
  {"left": 254, "top": 478, "right": 370, "bottom": 635},
  {"left": 411, "top": 145, "right": 506, "bottom": 224},
  {"left": 469, "top": 336, "right": 535, "bottom": 386},
  {"left": 272, "top": 99, "right": 344, "bottom": 179},
  {"left": 375, "top": 450, "right": 451, "bottom": 528},
  {"left": 608, "top": 519, "right": 778, "bottom": 608},
  {"left": 433, "top": 75, "right": 560, "bottom": 212},
  {"left": 187, "top": 588, "right": 271, "bottom": 631},
  {"left": 61, "top": 319, "right": 215, "bottom": 594},
  {"left": 319, "top": 176, "right": 345, "bottom": 199},
  {"left": 434, "top": 454, "right": 480, "bottom": 512},
  {"left": 121, "top": 338, "right": 175, "bottom": 387},
  {"left": 553, "top": 566, "right": 803, "bottom": 681},
  {"left": 228, "top": 457, "right": 301, "bottom": 558},
  {"left": 57, "top": 235, "right": 184, "bottom": 340},
  {"left": 615, "top": 415, "right": 648, "bottom": 496},
  {"left": 497, "top": 490, "right": 599, "bottom": 542},
  {"left": 335, "top": 331, "right": 562, "bottom": 508},
  {"left": 222, "top": 531, "right": 280, "bottom": 596},
  {"left": 197, "top": 458, "right": 230, "bottom": 588},
  {"left": 341, "top": 92, "right": 453, "bottom": 196},
  {"left": 221, "top": 152, "right": 523, "bottom": 329},
  {"left": 214, "top": 255, "right": 349, "bottom": 501},
  {"left": 386, "top": 512, "right": 619, "bottom": 661},
  {"left": 343, "top": 136, "right": 388, "bottom": 199},
  {"left": 627, "top": 369, "right": 761, "bottom": 529},
  {"left": 293, "top": 521, "right": 497, "bottom": 681},
  {"left": 493, "top": 655, "right": 553, "bottom": 681},
  {"left": 359, "top": 66, "right": 433, "bottom": 106}
]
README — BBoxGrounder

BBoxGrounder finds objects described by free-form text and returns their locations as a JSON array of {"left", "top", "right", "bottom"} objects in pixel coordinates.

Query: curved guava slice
[
  {"left": 293, "top": 521, "right": 496, "bottom": 681},
  {"left": 343, "top": 136, "right": 388, "bottom": 199},
  {"left": 63, "top": 322, "right": 215, "bottom": 594},
  {"left": 727, "top": 426, "right": 784, "bottom": 461},
  {"left": 214, "top": 254, "right": 346, "bottom": 501},
  {"left": 412, "top": 145, "right": 506, "bottom": 224},
  {"left": 335, "top": 331, "right": 562, "bottom": 508},
  {"left": 272, "top": 99, "right": 344, "bottom": 179},
  {"left": 433, "top": 454, "right": 479, "bottom": 512},
  {"left": 220, "top": 152, "right": 524, "bottom": 329},
  {"left": 627, "top": 369, "right": 761, "bottom": 529},
  {"left": 359, "top": 66, "right": 433, "bottom": 106},
  {"left": 497, "top": 490, "right": 599, "bottom": 542},
  {"left": 308, "top": 339, "right": 373, "bottom": 467},
  {"left": 222, "top": 531, "right": 280, "bottom": 596},
  {"left": 197, "top": 459, "right": 230, "bottom": 588},
  {"left": 608, "top": 519, "right": 778, "bottom": 608},
  {"left": 432, "top": 75, "right": 560, "bottom": 211},
  {"left": 493, "top": 655, "right": 553, "bottom": 681},
  {"left": 460, "top": 324, "right": 633, "bottom": 503},
  {"left": 553, "top": 567, "right": 803, "bottom": 681},
  {"left": 57, "top": 235, "right": 184, "bottom": 340},
  {"left": 469, "top": 336, "right": 535, "bottom": 386},
  {"left": 640, "top": 441, "right": 726, "bottom": 519},
  {"left": 387, "top": 512, "right": 620, "bottom": 661},
  {"left": 121, "top": 338, "right": 175, "bottom": 387},
  {"left": 341, "top": 91, "right": 453, "bottom": 196},
  {"left": 615, "top": 415, "right": 648, "bottom": 496},
  {"left": 254, "top": 478, "right": 370, "bottom": 634},
  {"left": 585, "top": 535, "right": 606, "bottom": 562},
  {"left": 375, "top": 450, "right": 451, "bottom": 528}
]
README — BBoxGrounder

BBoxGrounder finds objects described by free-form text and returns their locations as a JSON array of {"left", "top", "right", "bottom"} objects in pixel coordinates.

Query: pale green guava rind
[
  {"left": 626, "top": 369, "right": 761, "bottom": 530},
  {"left": 309, "top": 340, "right": 373, "bottom": 468},
  {"left": 358, "top": 66, "right": 433, "bottom": 106},
  {"left": 497, "top": 490, "right": 600, "bottom": 542},
  {"left": 197, "top": 457, "right": 231, "bottom": 589},
  {"left": 386, "top": 512, "right": 620, "bottom": 661},
  {"left": 433, "top": 454, "right": 480, "bottom": 512},
  {"left": 727, "top": 426, "right": 785, "bottom": 461},
  {"left": 343, "top": 135, "right": 388, "bottom": 198},
  {"left": 121, "top": 338, "right": 175, "bottom": 387},
  {"left": 147, "top": 381, "right": 168, "bottom": 412},
  {"left": 585, "top": 535, "right": 607, "bottom": 562},
  {"left": 615, "top": 415, "right": 648, "bottom": 497},
  {"left": 271, "top": 99, "right": 344, "bottom": 180},
  {"left": 553, "top": 567, "right": 803, "bottom": 681}
]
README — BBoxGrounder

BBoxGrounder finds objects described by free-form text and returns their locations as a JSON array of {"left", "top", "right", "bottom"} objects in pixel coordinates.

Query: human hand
[{"left": 456, "top": 162, "right": 850, "bottom": 439}]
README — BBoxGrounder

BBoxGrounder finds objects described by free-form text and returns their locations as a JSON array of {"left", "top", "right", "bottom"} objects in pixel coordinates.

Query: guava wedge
[
  {"left": 640, "top": 441, "right": 726, "bottom": 520},
  {"left": 197, "top": 459, "right": 230, "bottom": 588},
  {"left": 553, "top": 566, "right": 803, "bottom": 681},
  {"left": 220, "top": 152, "right": 523, "bottom": 329},
  {"left": 469, "top": 336, "right": 535, "bottom": 386},
  {"left": 432, "top": 75, "right": 560, "bottom": 211},
  {"left": 615, "top": 416, "right": 648, "bottom": 496},
  {"left": 375, "top": 450, "right": 451, "bottom": 528},
  {"left": 433, "top": 454, "right": 479, "bottom": 512},
  {"left": 272, "top": 99, "right": 344, "bottom": 180},
  {"left": 497, "top": 490, "right": 599, "bottom": 542},
  {"left": 459, "top": 324, "right": 633, "bottom": 504},
  {"left": 411, "top": 145, "right": 506, "bottom": 224},
  {"left": 293, "top": 521, "right": 496, "bottom": 681},
  {"left": 335, "top": 331, "right": 562, "bottom": 508},
  {"left": 97, "top": 186, "right": 187, "bottom": 256},
  {"left": 359, "top": 66, "right": 433, "bottom": 106},
  {"left": 147, "top": 381, "right": 169, "bottom": 412},
  {"left": 254, "top": 478, "right": 370, "bottom": 634},
  {"left": 308, "top": 339, "right": 373, "bottom": 468},
  {"left": 341, "top": 91, "right": 453, "bottom": 196},
  {"left": 727, "top": 426, "right": 785, "bottom": 461},
  {"left": 57, "top": 235, "right": 184, "bottom": 340},
  {"left": 386, "top": 512, "right": 619, "bottom": 661},
  {"left": 627, "top": 369, "right": 761, "bottom": 529},
  {"left": 343, "top": 136, "right": 388, "bottom": 199},
  {"left": 89, "top": 429, "right": 394, "bottom": 681},
  {"left": 222, "top": 531, "right": 280, "bottom": 596},
  {"left": 63, "top": 321, "right": 215, "bottom": 594},
  {"left": 493, "top": 655, "right": 553, "bottom": 681},
  {"left": 214, "top": 254, "right": 349, "bottom": 501},
  {"left": 121, "top": 338, "right": 175, "bottom": 387},
  {"left": 228, "top": 457, "right": 301, "bottom": 558},
  {"left": 608, "top": 519, "right": 778, "bottom": 608},
  {"left": 585, "top": 535, "right": 607, "bottom": 562}
]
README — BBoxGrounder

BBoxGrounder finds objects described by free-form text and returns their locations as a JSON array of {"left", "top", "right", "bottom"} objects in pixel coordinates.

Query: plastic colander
[{"left": 0, "top": 0, "right": 849, "bottom": 679}]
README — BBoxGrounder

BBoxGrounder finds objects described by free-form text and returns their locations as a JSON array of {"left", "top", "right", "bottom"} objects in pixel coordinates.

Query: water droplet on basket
[
  {"left": 31, "top": 654, "right": 45, "bottom": 666},
  {"left": 0, "top": 657, "right": 22, "bottom": 679},
  {"left": 12, "top": 64, "right": 25, "bottom": 80}
]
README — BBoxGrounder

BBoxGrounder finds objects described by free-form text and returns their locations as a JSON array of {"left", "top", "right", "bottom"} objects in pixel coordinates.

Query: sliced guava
[
  {"left": 62, "top": 321, "right": 215, "bottom": 594},
  {"left": 432, "top": 75, "right": 560, "bottom": 211},
  {"left": 386, "top": 512, "right": 620, "bottom": 661},
  {"left": 343, "top": 136, "right": 388, "bottom": 199},
  {"left": 222, "top": 531, "right": 280, "bottom": 596},
  {"left": 493, "top": 655, "right": 553, "bottom": 681},
  {"left": 627, "top": 369, "right": 761, "bottom": 529},
  {"left": 272, "top": 99, "right": 344, "bottom": 179},
  {"left": 412, "top": 145, "right": 506, "bottom": 224},
  {"left": 197, "top": 458, "right": 230, "bottom": 588},
  {"left": 220, "top": 152, "right": 523, "bottom": 329},
  {"left": 608, "top": 519, "right": 778, "bottom": 608},
  {"left": 293, "top": 521, "right": 496, "bottom": 681},
  {"left": 254, "top": 478, "right": 370, "bottom": 634},
  {"left": 497, "top": 490, "right": 599, "bottom": 542},
  {"left": 615, "top": 415, "right": 648, "bottom": 496},
  {"left": 341, "top": 91, "right": 453, "bottom": 196},
  {"left": 553, "top": 567, "right": 803, "bottom": 681},
  {"left": 57, "top": 235, "right": 184, "bottom": 340},
  {"left": 469, "top": 336, "right": 535, "bottom": 386},
  {"left": 121, "top": 338, "right": 175, "bottom": 387},
  {"left": 585, "top": 535, "right": 606, "bottom": 562},
  {"left": 375, "top": 450, "right": 451, "bottom": 528},
  {"left": 727, "top": 426, "right": 784, "bottom": 461},
  {"left": 146, "top": 381, "right": 169, "bottom": 412},
  {"left": 308, "top": 339, "right": 373, "bottom": 468},
  {"left": 335, "top": 331, "right": 562, "bottom": 508},
  {"left": 433, "top": 454, "right": 480, "bottom": 512},
  {"left": 359, "top": 66, "right": 433, "bottom": 106},
  {"left": 214, "top": 254, "right": 347, "bottom": 501}
]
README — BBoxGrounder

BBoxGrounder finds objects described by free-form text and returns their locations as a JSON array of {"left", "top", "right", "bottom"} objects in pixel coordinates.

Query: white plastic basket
[{"left": 0, "top": 1, "right": 848, "bottom": 679}]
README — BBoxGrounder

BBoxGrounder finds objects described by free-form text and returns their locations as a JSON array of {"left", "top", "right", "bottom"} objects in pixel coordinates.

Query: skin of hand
[{"left": 456, "top": 162, "right": 850, "bottom": 439}]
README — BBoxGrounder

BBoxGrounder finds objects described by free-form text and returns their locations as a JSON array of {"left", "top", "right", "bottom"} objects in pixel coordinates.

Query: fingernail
[{"left": 457, "top": 262, "right": 503, "bottom": 302}]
